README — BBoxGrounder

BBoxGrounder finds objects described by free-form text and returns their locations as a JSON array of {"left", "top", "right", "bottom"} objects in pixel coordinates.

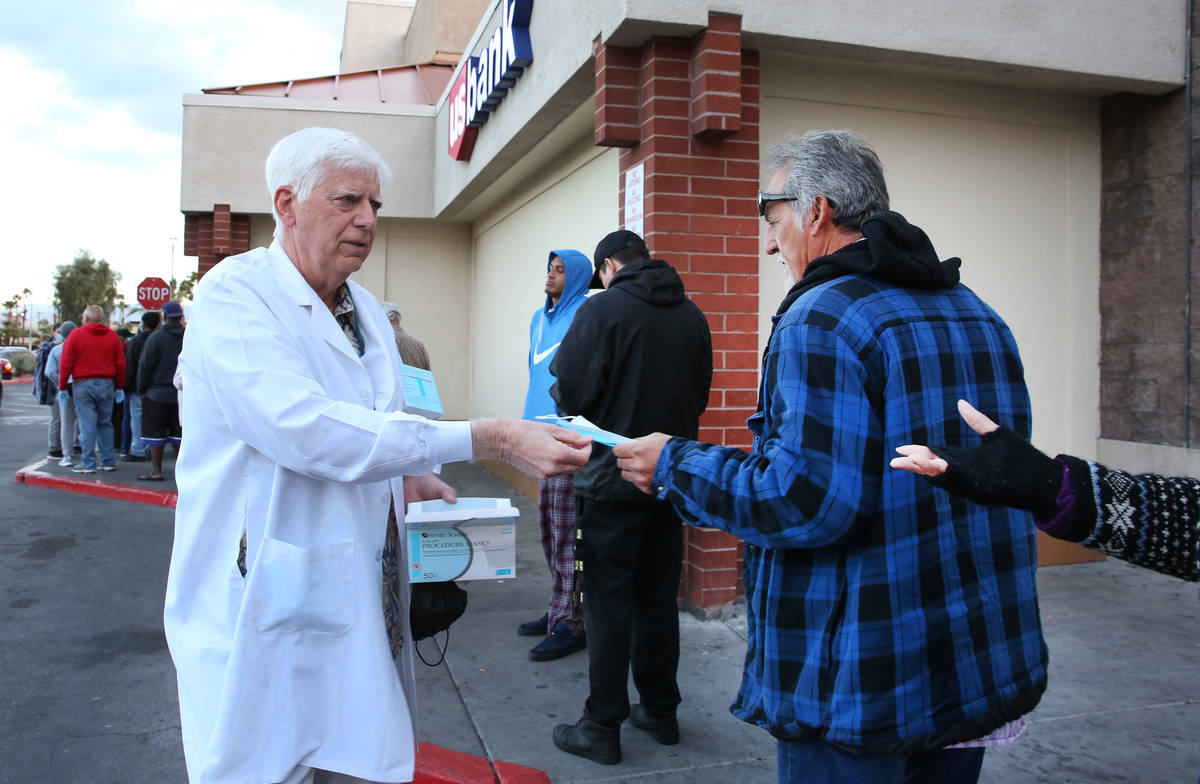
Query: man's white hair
[
  {"left": 81, "top": 304, "right": 104, "bottom": 324},
  {"left": 265, "top": 127, "right": 393, "bottom": 237}
]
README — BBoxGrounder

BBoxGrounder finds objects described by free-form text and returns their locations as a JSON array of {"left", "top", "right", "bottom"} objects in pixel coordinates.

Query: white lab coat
[{"left": 164, "top": 242, "right": 471, "bottom": 784}]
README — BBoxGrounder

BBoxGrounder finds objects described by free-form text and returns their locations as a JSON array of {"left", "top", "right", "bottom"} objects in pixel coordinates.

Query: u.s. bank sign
[{"left": 448, "top": 0, "right": 533, "bottom": 161}]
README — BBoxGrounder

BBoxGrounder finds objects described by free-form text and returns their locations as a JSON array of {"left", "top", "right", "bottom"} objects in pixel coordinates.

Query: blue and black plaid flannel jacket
[{"left": 655, "top": 273, "right": 1049, "bottom": 753}]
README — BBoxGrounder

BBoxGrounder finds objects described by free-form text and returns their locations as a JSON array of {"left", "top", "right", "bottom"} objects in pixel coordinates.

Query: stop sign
[{"left": 137, "top": 277, "right": 171, "bottom": 310}]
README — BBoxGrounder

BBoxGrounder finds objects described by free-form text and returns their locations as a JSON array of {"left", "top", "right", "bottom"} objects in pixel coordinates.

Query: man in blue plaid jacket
[{"left": 614, "top": 130, "right": 1048, "bottom": 784}]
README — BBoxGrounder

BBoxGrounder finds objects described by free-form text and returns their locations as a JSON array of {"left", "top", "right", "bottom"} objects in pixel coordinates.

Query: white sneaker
[{"left": 58, "top": 456, "right": 72, "bottom": 467}]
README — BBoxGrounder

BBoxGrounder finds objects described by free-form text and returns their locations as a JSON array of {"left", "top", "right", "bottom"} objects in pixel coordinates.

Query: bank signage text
[{"left": 448, "top": 0, "right": 533, "bottom": 161}]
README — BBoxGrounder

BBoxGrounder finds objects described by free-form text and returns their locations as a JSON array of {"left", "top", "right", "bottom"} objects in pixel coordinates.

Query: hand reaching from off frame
[{"left": 890, "top": 400, "right": 1062, "bottom": 519}]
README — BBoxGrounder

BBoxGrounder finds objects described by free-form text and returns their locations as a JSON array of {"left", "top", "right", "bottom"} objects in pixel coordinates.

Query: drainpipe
[{"left": 1186, "top": 0, "right": 1194, "bottom": 447}]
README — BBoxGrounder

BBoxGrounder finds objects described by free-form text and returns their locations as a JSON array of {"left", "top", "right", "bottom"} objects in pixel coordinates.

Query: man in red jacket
[{"left": 59, "top": 305, "right": 126, "bottom": 473}]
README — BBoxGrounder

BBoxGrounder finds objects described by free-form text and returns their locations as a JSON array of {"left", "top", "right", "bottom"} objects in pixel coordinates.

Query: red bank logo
[
  {"left": 448, "top": 0, "right": 533, "bottom": 162},
  {"left": 448, "top": 67, "right": 476, "bottom": 162}
]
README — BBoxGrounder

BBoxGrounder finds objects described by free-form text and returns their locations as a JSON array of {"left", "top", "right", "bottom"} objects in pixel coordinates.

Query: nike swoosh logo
[{"left": 533, "top": 342, "right": 561, "bottom": 365}]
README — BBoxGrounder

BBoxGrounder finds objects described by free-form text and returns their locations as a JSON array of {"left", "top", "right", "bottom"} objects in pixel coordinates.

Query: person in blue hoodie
[{"left": 519, "top": 248, "right": 593, "bottom": 661}]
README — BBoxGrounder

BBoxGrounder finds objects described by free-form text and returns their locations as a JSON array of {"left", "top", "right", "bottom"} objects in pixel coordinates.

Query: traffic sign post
[{"left": 137, "top": 277, "right": 171, "bottom": 310}]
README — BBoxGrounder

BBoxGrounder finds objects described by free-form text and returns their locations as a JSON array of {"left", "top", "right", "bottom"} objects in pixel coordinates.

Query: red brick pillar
[
  {"left": 185, "top": 205, "right": 252, "bottom": 279},
  {"left": 595, "top": 13, "right": 759, "bottom": 617}
]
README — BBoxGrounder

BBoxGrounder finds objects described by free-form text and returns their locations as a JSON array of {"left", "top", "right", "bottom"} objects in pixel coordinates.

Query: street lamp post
[{"left": 169, "top": 236, "right": 177, "bottom": 295}]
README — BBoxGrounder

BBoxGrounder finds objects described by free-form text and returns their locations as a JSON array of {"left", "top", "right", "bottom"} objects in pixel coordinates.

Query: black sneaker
[
  {"left": 121, "top": 453, "right": 147, "bottom": 462},
  {"left": 552, "top": 718, "right": 620, "bottom": 765},
  {"left": 517, "top": 613, "right": 548, "bottom": 637},
  {"left": 529, "top": 622, "right": 586, "bottom": 661},
  {"left": 629, "top": 703, "right": 680, "bottom": 745},
  {"left": 48, "top": 449, "right": 63, "bottom": 459}
]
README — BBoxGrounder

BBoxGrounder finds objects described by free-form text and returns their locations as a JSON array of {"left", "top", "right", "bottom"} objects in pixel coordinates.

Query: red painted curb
[
  {"left": 14, "top": 459, "right": 177, "bottom": 507},
  {"left": 413, "top": 742, "right": 501, "bottom": 784},
  {"left": 493, "top": 760, "right": 553, "bottom": 784},
  {"left": 2, "top": 376, "right": 34, "bottom": 385}
]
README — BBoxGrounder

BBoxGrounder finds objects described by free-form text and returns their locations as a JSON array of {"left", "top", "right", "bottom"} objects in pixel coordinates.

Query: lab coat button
[
  {"left": 375, "top": 549, "right": 383, "bottom": 562},
  {"left": 360, "top": 389, "right": 369, "bottom": 399}
]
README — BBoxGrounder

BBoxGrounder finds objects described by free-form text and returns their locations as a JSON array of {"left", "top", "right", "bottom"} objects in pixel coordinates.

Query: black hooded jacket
[
  {"left": 776, "top": 209, "right": 960, "bottom": 320},
  {"left": 551, "top": 259, "right": 712, "bottom": 502}
]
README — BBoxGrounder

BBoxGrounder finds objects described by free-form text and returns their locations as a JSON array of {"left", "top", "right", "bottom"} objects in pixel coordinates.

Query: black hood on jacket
[
  {"left": 775, "top": 210, "right": 961, "bottom": 317},
  {"left": 609, "top": 259, "right": 686, "bottom": 306}
]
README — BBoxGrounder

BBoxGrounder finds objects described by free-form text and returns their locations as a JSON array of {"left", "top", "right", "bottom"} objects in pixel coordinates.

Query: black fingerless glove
[{"left": 927, "top": 426, "right": 1062, "bottom": 520}]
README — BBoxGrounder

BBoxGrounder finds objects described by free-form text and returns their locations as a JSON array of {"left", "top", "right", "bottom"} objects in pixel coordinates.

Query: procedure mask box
[
  {"left": 406, "top": 498, "right": 518, "bottom": 583},
  {"left": 399, "top": 363, "right": 443, "bottom": 419}
]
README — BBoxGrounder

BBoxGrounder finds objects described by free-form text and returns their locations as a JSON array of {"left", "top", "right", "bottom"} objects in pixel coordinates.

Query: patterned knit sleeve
[{"left": 1048, "top": 455, "right": 1200, "bottom": 583}]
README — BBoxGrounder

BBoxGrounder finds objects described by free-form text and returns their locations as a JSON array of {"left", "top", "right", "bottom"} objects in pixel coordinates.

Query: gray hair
[
  {"left": 81, "top": 305, "right": 104, "bottom": 324},
  {"left": 767, "top": 130, "right": 889, "bottom": 231},
  {"left": 265, "top": 127, "right": 393, "bottom": 237},
  {"left": 380, "top": 301, "right": 401, "bottom": 320}
]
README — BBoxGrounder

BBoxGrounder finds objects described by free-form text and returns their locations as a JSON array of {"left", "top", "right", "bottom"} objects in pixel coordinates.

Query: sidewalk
[
  {"left": 14, "top": 452, "right": 770, "bottom": 782},
  {"left": 10, "top": 407, "right": 1198, "bottom": 783}
]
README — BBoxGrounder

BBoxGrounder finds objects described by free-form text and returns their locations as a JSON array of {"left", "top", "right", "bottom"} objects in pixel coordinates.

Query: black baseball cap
[{"left": 590, "top": 229, "right": 649, "bottom": 288}]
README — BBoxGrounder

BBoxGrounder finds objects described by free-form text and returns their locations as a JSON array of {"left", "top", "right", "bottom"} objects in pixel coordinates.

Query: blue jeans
[
  {"left": 73, "top": 379, "right": 115, "bottom": 470},
  {"left": 127, "top": 393, "right": 148, "bottom": 457},
  {"left": 776, "top": 739, "right": 985, "bottom": 784}
]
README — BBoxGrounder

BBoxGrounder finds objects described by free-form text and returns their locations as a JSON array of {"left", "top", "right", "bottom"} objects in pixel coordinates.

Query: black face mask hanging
[{"left": 410, "top": 580, "right": 468, "bottom": 666}]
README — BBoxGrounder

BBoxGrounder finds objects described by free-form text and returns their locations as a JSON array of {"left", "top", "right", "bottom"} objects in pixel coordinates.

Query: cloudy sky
[{"left": 1, "top": 0, "right": 349, "bottom": 315}]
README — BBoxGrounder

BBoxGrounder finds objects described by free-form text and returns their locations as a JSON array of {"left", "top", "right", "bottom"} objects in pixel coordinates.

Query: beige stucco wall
[
  {"left": 359, "top": 219, "right": 473, "bottom": 418},
  {"left": 340, "top": 0, "right": 414, "bottom": 72},
  {"left": 432, "top": 0, "right": 1183, "bottom": 216},
  {"left": 759, "top": 52, "right": 1101, "bottom": 460},
  {"left": 621, "top": 0, "right": 1185, "bottom": 91},
  {"left": 181, "top": 96, "right": 436, "bottom": 219},
  {"left": 469, "top": 143, "right": 618, "bottom": 420},
  {"left": 402, "top": 0, "right": 492, "bottom": 63}
]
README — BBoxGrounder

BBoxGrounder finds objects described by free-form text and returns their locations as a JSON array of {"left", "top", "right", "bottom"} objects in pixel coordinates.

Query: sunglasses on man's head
[{"left": 757, "top": 190, "right": 797, "bottom": 217}]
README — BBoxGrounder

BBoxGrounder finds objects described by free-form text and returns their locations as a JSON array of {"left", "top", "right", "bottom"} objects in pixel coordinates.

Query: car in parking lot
[
  {"left": 0, "top": 347, "right": 37, "bottom": 377},
  {"left": 0, "top": 356, "right": 11, "bottom": 380}
]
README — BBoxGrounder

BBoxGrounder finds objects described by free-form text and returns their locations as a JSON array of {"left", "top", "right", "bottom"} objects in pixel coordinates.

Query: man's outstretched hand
[
  {"left": 613, "top": 432, "right": 671, "bottom": 495},
  {"left": 471, "top": 419, "right": 592, "bottom": 479}
]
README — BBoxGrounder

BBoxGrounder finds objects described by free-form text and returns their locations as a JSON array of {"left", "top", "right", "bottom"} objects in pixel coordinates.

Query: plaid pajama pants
[{"left": 539, "top": 474, "right": 583, "bottom": 636}]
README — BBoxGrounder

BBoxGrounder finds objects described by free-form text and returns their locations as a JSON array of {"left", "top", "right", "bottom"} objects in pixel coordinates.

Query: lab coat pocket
[{"left": 251, "top": 537, "right": 357, "bottom": 635}]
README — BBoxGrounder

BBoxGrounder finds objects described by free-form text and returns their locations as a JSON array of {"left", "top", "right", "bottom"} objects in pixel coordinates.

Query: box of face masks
[
  {"left": 399, "top": 363, "right": 443, "bottom": 419},
  {"left": 406, "top": 498, "right": 518, "bottom": 582}
]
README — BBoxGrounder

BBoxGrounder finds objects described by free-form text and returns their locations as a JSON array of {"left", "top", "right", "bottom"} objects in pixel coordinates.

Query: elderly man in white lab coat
[{"left": 164, "top": 127, "right": 591, "bottom": 784}]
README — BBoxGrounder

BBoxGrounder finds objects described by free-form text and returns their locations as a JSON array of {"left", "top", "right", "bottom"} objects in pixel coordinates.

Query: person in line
[
  {"left": 44, "top": 321, "right": 78, "bottom": 466},
  {"left": 518, "top": 249, "right": 592, "bottom": 661},
  {"left": 113, "top": 326, "right": 134, "bottom": 454},
  {"left": 58, "top": 306, "right": 125, "bottom": 474},
  {"left": 549, "top": 230, "right": 712, "bottom": 765},
  {"left": 136, "top": 301, "right": 185, "bottom": 481},
  {"left": 122, "top": 310, "right": 160, "bottom": 463},
  {"left": 613, "top": 130, "right": 1049, "bottom": 784},
  {"left": 164, "top": 126, "right": 591, "bottom": 784},
  {"left": 380, "top": 302, "right": 431, "bottom": 370},
  {"left": 891, "top": 399, "right": 1199, "bottom": 584},
  {"left": 33, "top": 327, "right": 61, "bottom": 458}
]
